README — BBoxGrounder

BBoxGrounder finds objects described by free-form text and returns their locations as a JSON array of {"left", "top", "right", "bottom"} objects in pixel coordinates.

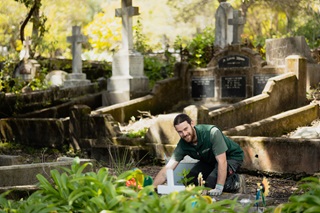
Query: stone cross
[
  {"left": 22, "top": 36, "right": 32, "bottom": 61},
  {"left": 67, "top": 26, "right": 87, "bottom": 74},
  {"left": 115, "top": 0, "right": 139, "bottom": 52},
  {"left": 228, "top": 10, "right": 245, "bottom": 44}
]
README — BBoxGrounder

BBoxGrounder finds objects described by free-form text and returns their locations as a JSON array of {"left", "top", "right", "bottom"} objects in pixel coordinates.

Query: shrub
[
  {"left": 0, "top": 157, "right": 250, "bottom": 212},
  {"left": 270, "top": 176, "right": 320, "bottom": 213}
]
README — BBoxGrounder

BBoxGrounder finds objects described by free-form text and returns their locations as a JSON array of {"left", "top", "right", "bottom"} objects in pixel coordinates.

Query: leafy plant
[
  {"left": 125, "top": 127, "right": 148, "bottom": 139},
  {"left": 177, "top": 168, "right": 194, "bottom": 187},
  {"left": 174, "top": 27, "right": 215, "bottom": 68},
  {"left": 270, "top": 176, "right": 320, "bottom": 213},
  {"left": 0, "top": 157, "right": 254, "bottom": 212}
]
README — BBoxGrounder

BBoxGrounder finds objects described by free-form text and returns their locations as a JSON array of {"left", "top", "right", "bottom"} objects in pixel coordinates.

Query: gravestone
[
  {"left": 14, "top": 36, "right": 40, "bottom": 82},
  {"left": 45, "top": 70, "right": 68, "bottom": 87},
  {"left": 228, "top": 10, "right": 245, "bottom": 45},
  {"left": 106, "top": 0, "right": 149, "bottom": 105},
  {"left": 192, "top": 45, "right": 271, "bottom": 102},
  {"left": 214, "top": 2, "right": 245, "bottom": 49},
  {"left": 64, "top": 26, "right": 90, "bottom": 88},
  {"left": 191, "top": 2, "right": 289, "bottom": 102},
  {"left": 266, "top": 36, "right": 315, "bottom": 66},
  {"left": 214, "top": 2, "right": 233, "bottom": 49}
]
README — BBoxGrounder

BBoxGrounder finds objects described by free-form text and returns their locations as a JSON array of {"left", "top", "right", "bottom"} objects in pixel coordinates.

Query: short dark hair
[{"left": 173, "top": 113, "right": 192, "bottom": 126}]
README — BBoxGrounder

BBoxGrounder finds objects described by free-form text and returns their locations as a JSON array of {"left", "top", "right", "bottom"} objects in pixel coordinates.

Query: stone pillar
[
  {"left": 64, "top": 26, "right": 90, "bottom": 88},
  {"left": 285, "top": 55, "right": 307, "bottom": 107},
  {"left": 106, "top": 0, "right": 149, "bottom": 105}
]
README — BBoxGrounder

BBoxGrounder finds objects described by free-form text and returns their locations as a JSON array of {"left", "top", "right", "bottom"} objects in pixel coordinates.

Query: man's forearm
[
  {"left": 153, "top": 168, "right": 167, "bottom": 187},
  {"left": 216, "top": 161, "right": 227, "bottom": 186}
]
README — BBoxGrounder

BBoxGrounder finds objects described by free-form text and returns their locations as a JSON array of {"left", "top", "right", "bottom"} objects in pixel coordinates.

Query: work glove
[{"left": 208, "top": 184, "right": 224, "bottom": 196}]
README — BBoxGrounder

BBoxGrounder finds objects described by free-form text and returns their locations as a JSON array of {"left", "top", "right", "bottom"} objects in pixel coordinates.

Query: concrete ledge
[
  {"left": 224, "top": 104, "right": 319, "bottom": 137},
  {"left": 0, "top": 158, "right": 95, "bottom": 187},
  {"left": 232, "top": 136, "right": 320, "bottom": 175},
  {"left": 0, "top": 155, "right": 24, "bottom": 166}
]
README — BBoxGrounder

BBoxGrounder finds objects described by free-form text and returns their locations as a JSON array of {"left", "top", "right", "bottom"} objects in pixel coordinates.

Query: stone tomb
[{"left": 191, "top": 45, "right": 280, "bottom": 102}]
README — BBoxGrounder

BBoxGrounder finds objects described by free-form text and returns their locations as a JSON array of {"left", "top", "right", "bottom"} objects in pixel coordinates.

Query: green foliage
[
  {"left": 125, "top": 127, "right": 148, "bottom": 139},
  {"left": 173, "top": 27, "right": 215, "bottom": 68},
  {"left": 0, "top": 57, "right": 24, "bottom": 93},
  {"left": 0, "top": 156, "right": 251, "bottom": 212},
  {"left": 107, "top": 147, "right": 148, "bottom": 177},
  {"left": 177, "top": 168, "right": 194, "bottom": 186},
  {"left": 270, "top": 176, "right": 320, "bottom": 213},
  {"left": 144, "top": 55, "right": 174, "bottom": 88},
  {"left": 186, "top": 27, "right": 215, "bottom": 68},
  {"left": 26, "top": 67, "right": 50, "bottom": 91},
  {"left": 134, "top": 18, "right": 151, "bottom": 53}
]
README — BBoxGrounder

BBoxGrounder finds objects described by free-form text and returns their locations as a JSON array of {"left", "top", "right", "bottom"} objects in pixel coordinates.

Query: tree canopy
[{"left": 1, "top": 0, "right": 320, "bottom": 61}]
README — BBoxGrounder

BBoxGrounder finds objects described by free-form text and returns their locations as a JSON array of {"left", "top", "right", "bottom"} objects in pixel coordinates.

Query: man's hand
[{"left": 208, "top": 184, "right": 224, "bottom": 196}]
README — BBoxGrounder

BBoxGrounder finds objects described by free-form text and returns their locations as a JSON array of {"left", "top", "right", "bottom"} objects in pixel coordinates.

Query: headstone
[
  {"left": 45, "top": 70, "right": 68, "bottom": 87},
  {"left": 106, "top": 0, "right": 149, "bottom": 105},
  {"left": 64, "top": 26, "right": 90, "bottom": 88},
  {"left": 14, "top": 36, "right": 40, "bottom": 82},
  {"left": 266, "top": 36, "right": 315, "bottom": 66},
  {"left": 19, "top": 36, "right": 31, "bottom": 61},
  {"left": 214, "top": 2, "right": 234, "bottom": 49},
  {"left": 228, "top": 10, "right": 245, "bottom": 44}
]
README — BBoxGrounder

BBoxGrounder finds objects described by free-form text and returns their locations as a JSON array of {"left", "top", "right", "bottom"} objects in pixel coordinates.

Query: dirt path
[{"left": 138, "top": 165, "right": 301, "bottom": 206}]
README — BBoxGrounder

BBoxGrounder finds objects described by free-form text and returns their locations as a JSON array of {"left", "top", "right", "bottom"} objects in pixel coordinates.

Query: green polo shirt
[{"left": 172, "top": 125, "right": 244, "bottom": 164}]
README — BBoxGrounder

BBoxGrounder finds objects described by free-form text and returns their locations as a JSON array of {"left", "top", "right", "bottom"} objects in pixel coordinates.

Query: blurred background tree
[{"left": 0, "top": 0, "right": 319, "bottom": 61}]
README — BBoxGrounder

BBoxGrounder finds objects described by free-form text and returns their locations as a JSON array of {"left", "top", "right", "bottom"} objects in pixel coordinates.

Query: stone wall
[
  {"left": 224, "top": 104, "right": 319, "bottom": 137},
  {"left": 234, "top": 136, "right": 320, "bottom": 175},
  {"left": 0, "top": 79, "right": 107, "bottom": 118},
  {"left": 207, "top": 73, "right": 299, "bottom": 130}
]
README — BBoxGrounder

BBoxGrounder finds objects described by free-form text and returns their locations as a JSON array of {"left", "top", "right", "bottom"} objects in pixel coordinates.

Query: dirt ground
[{"left": 138, "top": 165, "right": 302, "bottom": 206}]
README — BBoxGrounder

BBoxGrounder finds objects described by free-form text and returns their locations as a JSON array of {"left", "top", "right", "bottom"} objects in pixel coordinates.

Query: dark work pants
[{"left": 186, "top": 159, "right": 242, "bottom": 192}]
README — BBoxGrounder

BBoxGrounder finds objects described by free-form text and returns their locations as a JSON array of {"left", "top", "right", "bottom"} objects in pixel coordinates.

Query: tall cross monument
[
  {"left": 228, "top": 10, "right": 245, "bottom": 45},
  {"left": 106, "top": 0, "right": 149, "bottom": 105},
  {"left": 64, "top": 26, "right": 90, "bottom": 87},
  {"left": 214, "top": 2, "right": 246, "bottom": 49}
]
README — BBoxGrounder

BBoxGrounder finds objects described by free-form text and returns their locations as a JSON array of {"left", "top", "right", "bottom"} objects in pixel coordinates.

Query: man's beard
[{"left": 183, "top": 125, "right": 196, "bottom": 143}]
